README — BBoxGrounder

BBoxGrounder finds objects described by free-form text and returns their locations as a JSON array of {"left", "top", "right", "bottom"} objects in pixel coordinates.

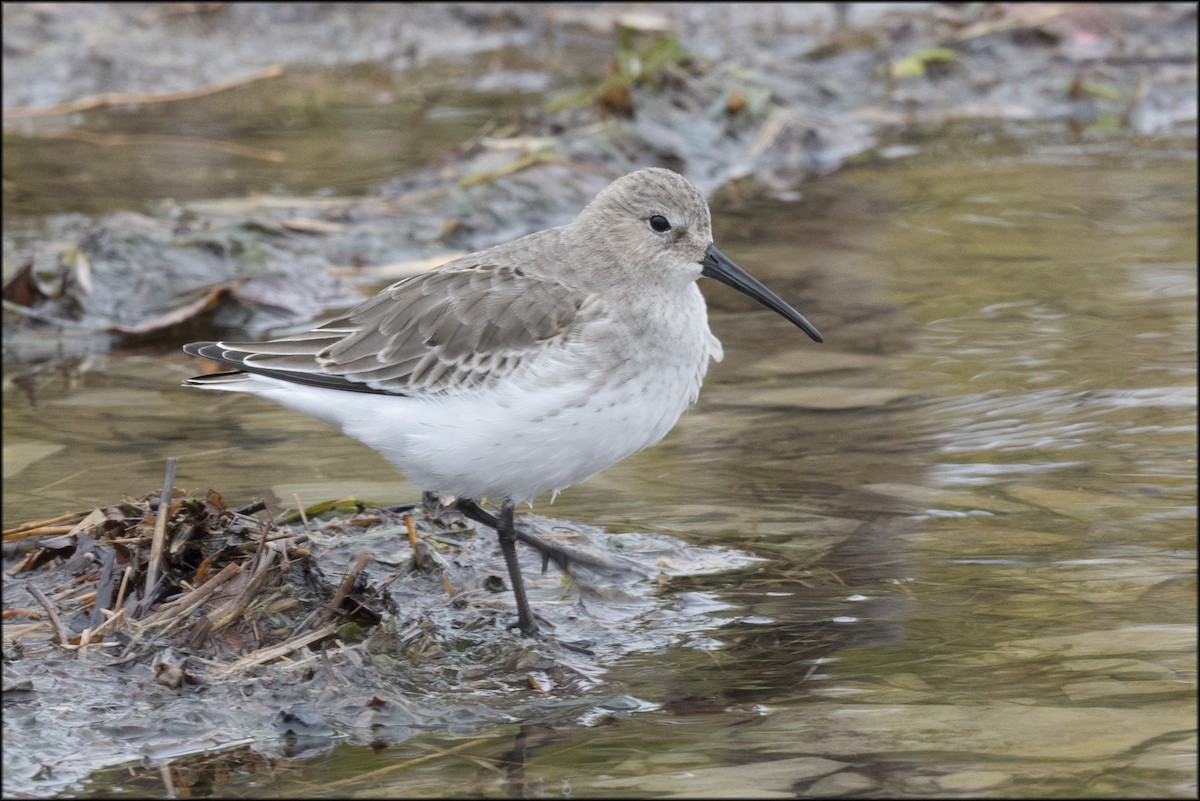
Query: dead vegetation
[{"left": 3, "top": 459, "right": 407, "bottom": 679}]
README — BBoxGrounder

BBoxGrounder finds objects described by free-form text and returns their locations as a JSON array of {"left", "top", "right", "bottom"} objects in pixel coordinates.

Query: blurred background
[{"left": 3, "top": 4, "right": 1196, "bottom": 798}]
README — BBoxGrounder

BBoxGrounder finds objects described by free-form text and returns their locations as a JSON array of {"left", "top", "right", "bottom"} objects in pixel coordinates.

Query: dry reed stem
[
  {"left": 207, "top": 549, "right": 277, "bottom": 633},
  {"left": 219, "top": 624, "right": 340, "bottom": 673},
  {"left": 321, "top": 737, "right": 490, "bottom": 789},
  {"left": 319, "top": 552, "right": 372, "bottom": 625},
  {"left": 9, "top": 129, "right": 286, "bottom": 162},
  {"left": 138, "top": 561, "right": 243, "bottom": 629},
  {"left": 2, "top": 511, "right": 89, "bottom": 538},
  {"left": 26, "top": 584, "right": 71, "bottom": 646},
  {"left": 3, "top": 65, "right": 284, "bottom": 119},
  {"left": 143, "top": 457, "right": 178, "bottom": 613}
]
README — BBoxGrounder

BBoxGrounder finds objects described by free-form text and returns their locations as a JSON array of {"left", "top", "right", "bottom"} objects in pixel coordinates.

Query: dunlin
[{"left": 183, "top": 168, "right": 821, "bottom": 636}]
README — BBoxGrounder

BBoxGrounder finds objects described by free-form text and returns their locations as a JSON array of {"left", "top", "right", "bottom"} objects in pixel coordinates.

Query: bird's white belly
[
  {"left": 203, "top": 285, "right": 719, "bottom": 504},
  {"left": 343, "top": 362, "right": 698, "bottom": 502}
]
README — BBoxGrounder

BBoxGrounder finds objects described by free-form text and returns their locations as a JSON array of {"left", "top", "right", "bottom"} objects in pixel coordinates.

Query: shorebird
[{"left": 183, "top": 168, "right": 822, "bottom": 636}]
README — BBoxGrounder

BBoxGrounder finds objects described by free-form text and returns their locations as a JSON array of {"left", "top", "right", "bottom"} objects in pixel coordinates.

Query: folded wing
[{"left": 186, "top": 264, "right": 588, "bottom": 397}]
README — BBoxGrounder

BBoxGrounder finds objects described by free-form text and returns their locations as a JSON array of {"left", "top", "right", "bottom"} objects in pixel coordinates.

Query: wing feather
[{"left": 187, "top": 263, "right": 590, "bottom": 397}]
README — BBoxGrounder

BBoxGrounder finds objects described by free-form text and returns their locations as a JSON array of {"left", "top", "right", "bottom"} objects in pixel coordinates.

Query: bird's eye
[{"left": 648, "top": 214, "right": 672, "bottom": 234}]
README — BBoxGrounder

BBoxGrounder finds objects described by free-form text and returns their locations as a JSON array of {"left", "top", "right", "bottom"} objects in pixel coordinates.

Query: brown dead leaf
[
  {"left": 205, "top": 489, "right": 229, "bottom": 514},
  {"left": 597, "top": 83, "right": 633, "bottom": 118},
  {"left": 2, "top": 262, "right": 46, "bottom": 307},
  {"left": 107, "top": 282, "right": 240, "bottom": 336}
]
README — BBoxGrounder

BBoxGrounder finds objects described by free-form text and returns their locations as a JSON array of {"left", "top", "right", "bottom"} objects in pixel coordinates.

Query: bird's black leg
[
  {"left": 457, "top": 498, "right": 538, "bottom": 637},
  {"left": 497, "top": 501, "right": 538, "bottom": 637},
  {"left": 454, "top": 499, "right": 615, "bottom": 576},
  {"left": 453, "top": 497, "right": 499, "bottom": 530}
]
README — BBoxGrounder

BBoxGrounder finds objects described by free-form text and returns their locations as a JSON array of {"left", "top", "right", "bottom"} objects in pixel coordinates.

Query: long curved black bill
[{"left": 701, "top": 244, "right": 823, "bottom": 343}]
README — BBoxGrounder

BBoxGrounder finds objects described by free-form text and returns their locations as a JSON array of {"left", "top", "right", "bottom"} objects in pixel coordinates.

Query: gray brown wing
[{"left": 186, "top": 265, "right": 588, "bottom": 396}]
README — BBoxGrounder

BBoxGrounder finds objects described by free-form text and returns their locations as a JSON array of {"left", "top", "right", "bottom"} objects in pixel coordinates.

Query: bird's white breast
[{"left": 207, "top": 284, "right": 721, "bottom": 504}]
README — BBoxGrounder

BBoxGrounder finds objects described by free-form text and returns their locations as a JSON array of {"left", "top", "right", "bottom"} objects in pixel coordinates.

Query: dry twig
[
  {"left": 143, "top": 457, "right": 178, "bottom": 613},
  {"left": 3, "top": 511, "right": 89, "bottom": 539},
  {"left": 26, "top": 584, "right": 72, "bottom": 646},
  {"left": 319, "top": 552, "right": 372, "bottom": 625},
  {"left": 2, "top": 65, "right": 284, "bottom": 119}
]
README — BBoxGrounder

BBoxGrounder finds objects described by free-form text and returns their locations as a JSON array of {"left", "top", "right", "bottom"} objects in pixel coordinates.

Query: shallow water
[
  {"left": 1, "top": 46, "right": 600, "bottom": 219},
  {"left": 4, "top": 123, "right": 1196, "bottom": 797}
]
